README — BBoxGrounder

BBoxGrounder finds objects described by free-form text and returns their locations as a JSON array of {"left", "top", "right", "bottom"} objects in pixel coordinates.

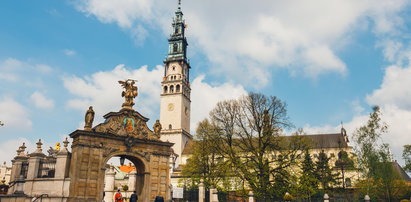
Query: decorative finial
[
  {"left": 84, "top": 106, "right": 95, "bottom": 131},
  {"left": 118, "top": 79, "right": 138, "bottom": 110},
  {"left": 63, "top": 137, "right": 69, "bottom": 149},
  {"left": 16, "top": 148, "right": 21, "bottom": 156},
  {"left": 20, "top": 143, "right": 26, "bottom": 152},
  {"left": 36, "top": 139, "right": 43, "bottom": 153},
  {"left": 0, "top": 121, "right": 4, "bottom": 126}
]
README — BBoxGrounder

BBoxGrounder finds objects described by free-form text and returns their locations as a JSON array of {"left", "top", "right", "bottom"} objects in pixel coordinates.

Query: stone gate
[{"left": 68, "top": 80, "right": 173, "bottom": 201}]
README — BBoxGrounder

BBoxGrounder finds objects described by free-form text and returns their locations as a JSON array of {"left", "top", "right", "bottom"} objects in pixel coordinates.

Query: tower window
[
  {"left": 169, "top": 124, "right": 172, "bottom": 130},
  {"left": 176, "top": 85, "right": 180, "bottom": 93},
  {"left": 173, "top": 43, "right": 178, "bottom": 53},
  {"left": 163, "top": 86, "right": 168, "bottom": 94},
  {"left": 172, "top": 66, "right": 175, "bottom": 71},
  {"left": 170, "top": 85, "right": 174, "bottom": 93}
]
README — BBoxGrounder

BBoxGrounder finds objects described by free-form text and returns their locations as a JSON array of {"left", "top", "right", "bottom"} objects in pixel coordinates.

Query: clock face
[{"left": 168, "top": 103, "right": 174, "bottom": 111}]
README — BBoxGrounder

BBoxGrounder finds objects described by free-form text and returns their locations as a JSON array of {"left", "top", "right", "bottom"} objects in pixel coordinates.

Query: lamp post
[{"left": 120, "top": 156, "right": 125, "bottom": 166}]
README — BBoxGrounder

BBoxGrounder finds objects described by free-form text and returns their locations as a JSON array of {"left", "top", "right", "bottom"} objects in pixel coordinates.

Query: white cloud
[
  {"left": 63, "top": 64, "right": 163, "bottom": 123},
  {"left": 63, "top": 49, "right": 76, "bottom": 56},
  {"left": 30, "top": 91, "right": 55, "bottom": 109},
  {"left": 0, "top": 138, "right": 34, "bottom": 164},
  {"left": 36, "top": 64, "right": 53, "bottom": 73},
  {"left": 0, "top": 97, "right": 32, "bottom": 131},
  {"left": 73, "top": 0, "right": 410, "bottom": 87},
  {"left": 191, "top": 75, "right": 247, "bottom": 130},
  {"left": 64, "top": 65, "right": 247, "bottom": 131},
  {"left": 130, "top": 24, "right": 148, "bottom": 46},
  {"left": 366, "top": 65, "right": 411, "bottom": 110},
  {"left": 304, "top": 63, "right": 411, "bottom": 165}
]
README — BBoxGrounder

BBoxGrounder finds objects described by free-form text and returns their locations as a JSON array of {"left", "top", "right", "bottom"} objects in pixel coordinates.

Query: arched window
[
  {"left": 169, "top": 124, "right": 172, "bottom": 130},
  {"left": 163, "top": 86, "right": 168, "bottom": 94},
  {"left": 173, "top": 43, "right": 178, "bottom": 53},
  {"left": 345, "top": 178, "right": 352, "bottom": 187},
  {"left": 176, "top": 85, "right": 180, "bottom": 93},
  {"left": 170, "top": 85, "right": 174, "bottom": 93}
]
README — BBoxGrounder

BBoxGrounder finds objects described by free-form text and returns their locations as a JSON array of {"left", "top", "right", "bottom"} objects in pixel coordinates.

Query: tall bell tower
[{"left": 160, "top": 0, "right": 191, "bottom": 166}]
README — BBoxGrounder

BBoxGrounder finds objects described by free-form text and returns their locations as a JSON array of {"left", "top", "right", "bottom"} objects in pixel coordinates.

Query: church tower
[{"left": 160, "top": 0, "right": 191, "bottom": 166}]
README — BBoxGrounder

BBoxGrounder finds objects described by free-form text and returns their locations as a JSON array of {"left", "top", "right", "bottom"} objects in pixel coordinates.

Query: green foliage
[
  {"left": 180, "top": 119, "right": 230, "bottom": 189},
  {"left": 295, "top": 150, "right": 319, "bottom": 199},
  {"left": 335, "top": 150, "right": 355, "bottom": 188},
  {"left": 203, "top": 93, "right": 308, "bottom": 198},
  {"left": 315, "top": 150, "right": 338, "bottom": 190},
  {"left": 403, "top": 145, "right": 411, "bottom": 173},
  {"left": 122, "top": 185, "right": 128, "bottom": 191},
  {"left": 353, "top": 106, "right": 408, "bottom": 201}
]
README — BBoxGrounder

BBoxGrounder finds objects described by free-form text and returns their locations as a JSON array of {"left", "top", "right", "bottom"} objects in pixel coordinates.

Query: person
[
  {"left": 154, "top": 195, "right": 164, "bottom": 202},
  {"left": 114, "top": 189, "right": 123, "bottom": 202},
  {"left": 130, "top": 191, "right": 138, "bottom": 202}
]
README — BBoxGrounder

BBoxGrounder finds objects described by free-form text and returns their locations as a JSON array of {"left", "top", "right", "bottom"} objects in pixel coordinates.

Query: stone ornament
[
  {"left": 84, "top": 106, "right": 95, "bottom": 131},
  {"left": 94, "top": 110, "right": 160, "bottom": 141},
  {"left": 153, "top": 120, "right": 162, "bottom": 138},
  {"left": 118, "top": 79, "right": 138, "bottom": 110}
]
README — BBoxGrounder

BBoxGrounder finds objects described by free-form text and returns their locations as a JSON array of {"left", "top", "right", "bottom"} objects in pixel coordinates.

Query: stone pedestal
[
  {"left": 209, "top": 187, "right": 218, "bottom": 202},
  {"left": 128, "top": 171, "right": 137, "bottom": 191},
  {"left": 55, "top": 151, "right": 70, "bottom": 179},
  {"left": 248, "top": 191, "right": 254, "bottom": 202},
  {"left": 198, "top": 181, "right": 204, "bottom": 202},
  {"left": 104, "top": 167, "right": 115, "bottom": 202}
]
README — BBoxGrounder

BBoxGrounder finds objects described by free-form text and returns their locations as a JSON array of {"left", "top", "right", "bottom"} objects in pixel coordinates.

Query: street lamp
[{"left": 120, "top": 156, "right": 125, "bottom": 166}]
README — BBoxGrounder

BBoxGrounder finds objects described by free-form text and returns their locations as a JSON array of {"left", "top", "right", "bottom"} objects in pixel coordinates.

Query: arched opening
[
  {"left": 102, "top": 155, "right": 146, "bottom": 202},
  {"left": 170, "top": 85, "right": 174, "bottom": 93},
  {"left": 173, "top": 43, "right": 178, "bottom": 53},
  {"left": 163, "top": 86, "right": 168, "bottom": 94},
  {"left": 169, "top": 124, "right": 172, "bottom": 130},
  {"left": 176, "top": 85, "right": 180, "bottom": 93}
]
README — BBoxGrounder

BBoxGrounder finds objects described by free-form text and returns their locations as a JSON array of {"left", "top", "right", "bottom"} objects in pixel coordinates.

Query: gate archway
[{"left": 67, "top": 109, "right": 173, "bottom": 202}]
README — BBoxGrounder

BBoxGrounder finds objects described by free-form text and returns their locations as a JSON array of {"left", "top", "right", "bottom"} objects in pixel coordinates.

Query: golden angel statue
[{"left": 119, "top": 79, "right": 138, "bottom": 109}]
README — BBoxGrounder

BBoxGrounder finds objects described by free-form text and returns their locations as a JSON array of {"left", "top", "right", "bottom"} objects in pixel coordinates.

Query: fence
[{"left": 37, "top": 158, "right": 56, "bottom": 178}]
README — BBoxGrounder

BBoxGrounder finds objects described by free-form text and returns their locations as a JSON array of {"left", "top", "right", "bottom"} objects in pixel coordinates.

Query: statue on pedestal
[
  {"left": 153, "top": 120, "right": 162, "bottom": 139},
  {"left": 118, "top": 79, "right": 138, "bottom": 110},
  {"left": 84, "top": 106, "right": 95, "bottom": 131}
]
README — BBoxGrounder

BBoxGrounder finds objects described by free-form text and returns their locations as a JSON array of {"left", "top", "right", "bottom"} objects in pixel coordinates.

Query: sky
[{"left": 0, "top": 0, "right": 411, "bottom": 168}]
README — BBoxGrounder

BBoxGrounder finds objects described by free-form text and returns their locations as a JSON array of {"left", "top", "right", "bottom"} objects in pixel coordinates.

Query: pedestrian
[
  {"left": 130, "top": 191, "right": 138, "bottom": 202},
  {"left": 154, "top": 195, "right": 164, "bottom": 202},
  {"left": 114, "top": 189, "right": 123, "bottom": 202}
]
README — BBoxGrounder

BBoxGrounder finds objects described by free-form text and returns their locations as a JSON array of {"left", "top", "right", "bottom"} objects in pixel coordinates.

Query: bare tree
[{"left": 208, "top": 93, "right": 307, "bottom": 199}]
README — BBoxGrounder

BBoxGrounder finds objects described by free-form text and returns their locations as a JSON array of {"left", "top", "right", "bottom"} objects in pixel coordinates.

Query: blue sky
[{"left": 1, "top": 0, "right": 411, "bottom": 166}]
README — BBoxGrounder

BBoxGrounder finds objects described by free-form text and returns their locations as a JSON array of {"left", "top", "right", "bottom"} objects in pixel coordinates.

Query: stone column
[
  {"left": 104, "top": 166, "right": 115, "bottom": 202},
  {"left": 14, "top": 175, "right": 25, "bottom": 195},
  {"left": 209, "top": 187, "right": 218, "bottom": 202},
  {"left": 128, "top": 171, "right": 137, "bottom": 191},
  {"left": 248, "top": 191, "right": 254, "bottom": 202},
  {"left": 198, "top": 180, "right": 205, "bottom": 202},
  {"left": 324, "top": 193, "right": 329, "bottom": 202},
  {"left": 55, "top": 138, "right": 71, "bottom": 179}
]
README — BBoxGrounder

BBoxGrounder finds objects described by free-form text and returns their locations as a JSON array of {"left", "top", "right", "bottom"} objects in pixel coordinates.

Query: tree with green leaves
[
  {"left": 315, "top": 150, "right": 337, "bottom": 190},
  {"left": 205, "top": 93, "right": 307, "bottom": 199},
  {"left": 296, "top": 150, "right": 319, "bottom": 200},
  {"left": 334, "top": 150, "right": 354, "bottom": 189},
  {"left": 180, "top": 119, "right": 229, "bottom": 189},
  {"left": 403, "top": 145, "right": 411, "bottom": 173},
  {"left": 353, "top": 106, "right": 407, "bottom": 201}
]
